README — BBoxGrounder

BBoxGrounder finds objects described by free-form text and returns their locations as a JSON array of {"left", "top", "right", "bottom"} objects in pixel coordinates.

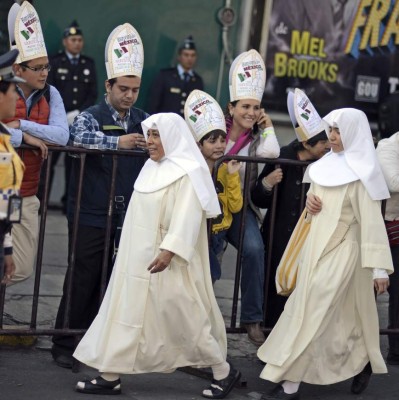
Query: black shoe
[
  {"left": 387, "top": 353, "right": 399, "bottom": 365},
  {"left": 202, "top": 365, "right": 241, "bottom": 399},
  {"left": 351, "top": 362, "right": 372, "bottom": 394},
  {"left": 76, "top": 376, "right": 121, "bottom": 395},
  {"left": 52, "top": 352, "right": 73, "bottom": 369},
  {"left": 262, "top": 385, "right": 300, "bottom": 400}
]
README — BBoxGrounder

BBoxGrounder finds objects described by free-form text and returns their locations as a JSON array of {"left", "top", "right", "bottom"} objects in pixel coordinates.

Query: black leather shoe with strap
[
  {"left": 262, "top": 385, "right": 300, "bottom": 399},
  {"left": 202, "top": 364, "right": 241, "bottom": 399},
  {"left": 76, "top": 376, "right": 121, "bottom": 395}
]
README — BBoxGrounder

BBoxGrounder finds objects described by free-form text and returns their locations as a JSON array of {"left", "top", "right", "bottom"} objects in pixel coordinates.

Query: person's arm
[
  {"left": 349, "top": 181, "right": 394, "bottom": 276},
  {"left": 251, "top": 162, "right": 276, "bottom": 208},
  {"left": 376, "top": 138, "right": 399, "bottom": 193},
  {"left": 159, "top": 175, "right": 203, "bottom": 263},
  {"left": 255, "top": 112, "right": 280, "bottom": 158},
  {"left": 69, "top": 111, "right": 119, "bottom": 150},
  {"left": 17, "top": 86, "right": 69, "bottom": 145}
]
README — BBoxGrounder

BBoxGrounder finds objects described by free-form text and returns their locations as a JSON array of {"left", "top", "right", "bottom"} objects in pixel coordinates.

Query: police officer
[
  {"left": 147, "top": 35, "right": 204, "bottom": 117},
  {"left": 48, "top": 20, "right": 97, "bottom": 120},
  {"left": 0, "top": 49, "right": 25, "bottom": 284},
  {"left": 45, "top": 21, "right": 98, "bottom": 212}
]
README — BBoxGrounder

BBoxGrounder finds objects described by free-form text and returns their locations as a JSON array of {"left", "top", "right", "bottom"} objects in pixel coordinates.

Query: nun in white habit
[
  {"left": 74, "top": 113, "right": 240, "bottom": 399},
  {"left": 258, "top": 108, "right": 393, "bottom": 400}
]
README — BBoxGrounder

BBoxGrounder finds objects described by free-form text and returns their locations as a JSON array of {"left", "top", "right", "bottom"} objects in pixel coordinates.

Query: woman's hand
[
  {"left": 374, "top": 278, "right": 389, "bottom": 295},
  {"left": 227, "top": 160, "right": 242, "bottom": 174},
  {"left": 257, "top": 108, "right": 273, "bottom": 130},
  {"left": 306, "top": 193, "right": 322, "bottom": 215},
  {"left": 148, "top": 250, "right": 175, "bottom": 274},
  {"left": 263, "top": 168, "right": 283, "bottom": 187},
  {"left": 2, "top": 255, "right": 16, "bottom": 284}
]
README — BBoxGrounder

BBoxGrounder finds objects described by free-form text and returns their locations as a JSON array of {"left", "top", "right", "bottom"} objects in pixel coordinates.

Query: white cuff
[{"left": 373, "top": 268, "right": 389, "bottom": 279}]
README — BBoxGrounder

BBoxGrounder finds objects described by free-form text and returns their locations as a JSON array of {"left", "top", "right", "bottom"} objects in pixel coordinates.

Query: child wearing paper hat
[{"left": 185, "top": 89, "right": 243, "bottom": 283}]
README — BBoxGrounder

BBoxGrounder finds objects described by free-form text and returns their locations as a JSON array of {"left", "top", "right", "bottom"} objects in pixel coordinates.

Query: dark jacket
[
  {"left": 252, "top": 140, "right": 310, "bottom": 326},
  {"left": 48, "top": 51, "right": 97, "bottom": 112},
  {"left": 67, "top": 100, "right": 148, "bottom": 228},
  {"left": 147, "top": 67, "right": 203, "bottom": 117}
]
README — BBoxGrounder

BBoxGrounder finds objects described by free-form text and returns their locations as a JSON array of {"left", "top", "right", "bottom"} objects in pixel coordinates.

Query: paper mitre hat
[
  {"left": 8, "top": 1, "right": 47, "bottom": 64},
  {"left": 287, "top": 88, "right": 323, "bottom": 142},
  {"left": 229, "top": 49, "right": 266, "bottom": 102},
  {"left": 105, "top": 23, "right": 144, "bottom": 79},
  {"left": 184, "top": 90, "right": 226, "bottom": 142}
]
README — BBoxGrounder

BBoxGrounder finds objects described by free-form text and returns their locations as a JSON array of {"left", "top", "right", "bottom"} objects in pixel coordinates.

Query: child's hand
[{"left": 227, "top": 159, "right": 242, "bottom": 174}]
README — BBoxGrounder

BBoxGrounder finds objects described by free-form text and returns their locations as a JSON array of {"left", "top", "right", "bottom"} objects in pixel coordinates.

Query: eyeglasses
[{"left": 20, "top": 63, "right": 52, "bottom": 72}]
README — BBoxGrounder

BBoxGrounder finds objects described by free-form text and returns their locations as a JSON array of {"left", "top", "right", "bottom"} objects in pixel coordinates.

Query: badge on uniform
[
  {"left": 83, "top": 68, "right": 90, "bottom": 75},
  {"left": 170, "top": 87, "right": 181, "bottom": 94},
  {"left": 6, "top": 194, "right": 22, "bottom": 223},
  {"left": 57, "top": 68, "right": 68, "bottom": 74}
]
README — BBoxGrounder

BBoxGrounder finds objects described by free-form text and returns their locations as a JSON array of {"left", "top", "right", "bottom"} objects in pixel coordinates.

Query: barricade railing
[{"left": 0, "top": 147, "right": 397, "bottom": 340}]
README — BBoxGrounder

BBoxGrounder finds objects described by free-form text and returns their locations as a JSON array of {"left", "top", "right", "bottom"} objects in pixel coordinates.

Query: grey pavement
[
  {"left": 1, "top": 124, "right": 398, "bottom": 399},
  {"left": 1, "top": 210, "right": 398, "bottom": 400}
]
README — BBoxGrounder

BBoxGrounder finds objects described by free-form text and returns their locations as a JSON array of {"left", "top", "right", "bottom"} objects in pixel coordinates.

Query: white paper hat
[
  {"left": 8, "top": 1, "right": 47, "bottom": 64},
  {"left": 184, "top": 90, "right": 226, "bottom": 142},
  {"left": 287, "top": 88, "right": 323, "bottom": 142},
  {"left": 105, "top": 23, "right": 144, "bottom": 79},
  {"left": 229, "top": 49, "right": 266, "bottom": 102}
]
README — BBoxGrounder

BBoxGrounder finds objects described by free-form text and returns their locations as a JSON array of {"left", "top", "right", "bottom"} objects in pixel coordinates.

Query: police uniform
[
  {"left": 0, "top": 49, "right": 25, "bottom": 280},
  {"left": 147, "top": 35, "right": 203, "bottom": 117},
  {"left": 47, "top": 51, "right": 97, "bottom": 113},
  {"left": 147, "top": 67, "right": 203, "bottom": 116}
]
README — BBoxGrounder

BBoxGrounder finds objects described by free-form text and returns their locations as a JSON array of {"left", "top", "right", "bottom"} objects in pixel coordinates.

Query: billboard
[{"left": 263, "top": 0, "right": 399, "bottom": 119}]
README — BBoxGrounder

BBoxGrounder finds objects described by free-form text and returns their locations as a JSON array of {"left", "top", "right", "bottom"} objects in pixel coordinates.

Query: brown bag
[{"left": 276, "top": 209, "right": 311, "bottom": 296}]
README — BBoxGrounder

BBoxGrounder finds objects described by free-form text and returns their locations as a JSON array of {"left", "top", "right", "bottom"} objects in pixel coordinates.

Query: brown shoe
[{"left": 242, "top": 323, "right": 265, "bottom": 346}]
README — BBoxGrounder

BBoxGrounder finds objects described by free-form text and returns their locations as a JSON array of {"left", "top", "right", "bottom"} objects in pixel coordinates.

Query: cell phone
[{"left": 0, "top": 153, "right": 12, "bottom": 164}]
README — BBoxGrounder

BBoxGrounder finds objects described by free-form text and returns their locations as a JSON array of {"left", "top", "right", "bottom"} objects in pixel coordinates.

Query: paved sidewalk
[{"left": 1, "top": 211, "right": 398, "bottom": 400}]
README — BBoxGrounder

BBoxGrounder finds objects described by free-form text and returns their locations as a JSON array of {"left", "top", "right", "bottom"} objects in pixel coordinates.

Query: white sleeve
[{"left": 255, "top": 127, "right": 280, "bottom": 158}]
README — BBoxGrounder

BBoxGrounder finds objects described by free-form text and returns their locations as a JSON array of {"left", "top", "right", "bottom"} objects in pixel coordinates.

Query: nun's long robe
[
  {"left": 73, "top": 174, "right": 227, "bottom": 373},
  {"left": 258, "top": 180, "right": 393, "bottom": 384}
]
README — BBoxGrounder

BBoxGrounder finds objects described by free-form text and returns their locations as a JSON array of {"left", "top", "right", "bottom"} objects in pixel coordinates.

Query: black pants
[
  {"left": 52, "top": 224, "right": 116, "bottom": 355},
  {"left": 388, "top": 245, "right": 399, "bottom": 356}
]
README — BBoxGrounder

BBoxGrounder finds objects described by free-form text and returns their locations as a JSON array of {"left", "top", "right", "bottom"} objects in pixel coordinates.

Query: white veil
[{"left": 134, "top": 113, "right": 221, "bottom": 218}]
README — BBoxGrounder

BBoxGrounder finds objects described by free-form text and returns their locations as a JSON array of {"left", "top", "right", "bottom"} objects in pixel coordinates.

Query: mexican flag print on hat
[
  {"left": 184, "top": 89, "right": 226, "bottom": 142},
  {"left": 287, "top": 88, "right": 323, "bottom": 142},
  {"left": 8, "top": 1, "right": 47, "bottom": 64},
  {"left": 229, "top": 49, "right": 266, "bottom": 102},
  {"left": 105, "top": 23, "right": 144, "bottom": 79}
]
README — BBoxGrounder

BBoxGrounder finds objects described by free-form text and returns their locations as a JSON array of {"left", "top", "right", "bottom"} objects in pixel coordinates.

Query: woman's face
[
  {"left": 146, "top": 128, "right": 165, "bottom": 162},
  {"left": 328, "top": 127, "right": 344, "bottom": 153},
  {"left": 229, "top": 99, "right": 261, "bottom": 131}
]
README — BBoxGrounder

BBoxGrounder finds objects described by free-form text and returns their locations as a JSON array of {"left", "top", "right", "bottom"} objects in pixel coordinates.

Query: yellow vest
[{"left": 0, "top": 124, "right": 25, "bottom": 193}]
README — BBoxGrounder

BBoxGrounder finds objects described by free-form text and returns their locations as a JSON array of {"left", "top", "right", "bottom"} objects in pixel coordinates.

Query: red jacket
[{"left": 3, "top": 88, "right": 50, "bottom": 197}]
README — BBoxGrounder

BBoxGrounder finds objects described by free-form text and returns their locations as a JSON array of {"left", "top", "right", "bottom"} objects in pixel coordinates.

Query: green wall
[{"left": 33, "top": 0, "right": 242, "bottom": 111}]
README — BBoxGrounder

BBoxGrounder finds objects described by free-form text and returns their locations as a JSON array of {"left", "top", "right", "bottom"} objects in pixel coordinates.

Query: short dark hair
[
  {"left": 0, "top": 81, "right": 11, "bottom": 94},
  {"left": 107, "top": 75, "right": 138, "bottom": 88},
  {"left": 292, "top": 131, "right": 328, "bottom": 151},
  {"left": 199, "top": 129, "right": 226, "bottom": 145}
]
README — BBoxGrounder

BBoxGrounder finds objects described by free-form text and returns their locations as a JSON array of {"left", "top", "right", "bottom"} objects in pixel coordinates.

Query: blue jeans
[
  {"left": 226, "top": 208, "right": 265, "bottom": 323},
  {"left": 209, "top": 230, "right": 228, "bottom": 282}
]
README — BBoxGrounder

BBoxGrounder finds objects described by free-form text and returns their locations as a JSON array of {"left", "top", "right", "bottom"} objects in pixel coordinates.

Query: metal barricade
[{"left": 0, "top": 149, "right": 398, "bottom": 340}]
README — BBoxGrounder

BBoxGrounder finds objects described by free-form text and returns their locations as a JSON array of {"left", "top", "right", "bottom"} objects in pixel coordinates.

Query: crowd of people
[{"left": 0, "top": 1, "right": 397, "bottom": 399}]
